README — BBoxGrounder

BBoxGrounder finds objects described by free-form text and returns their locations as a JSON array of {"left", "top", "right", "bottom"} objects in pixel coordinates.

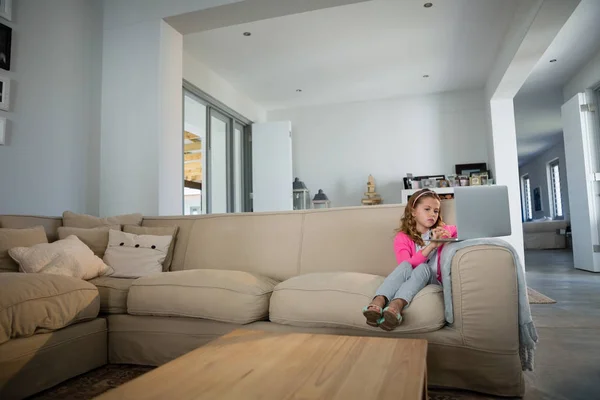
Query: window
[
  {"left": 183, "top": 81, "right": 252, "bottom": 215},
  {"left": 549, "top": 160, "right": 563, "bottom": 218},
  {"left": 522, "top": 175, "right": 532, "bottom": 221}
]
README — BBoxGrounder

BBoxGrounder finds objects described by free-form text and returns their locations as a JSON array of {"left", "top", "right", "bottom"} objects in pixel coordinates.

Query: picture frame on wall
[
  {"left": 0, "top": 75, "right": 10, "bottom": 111},
  {"left": 0, "top": 0, "right": 12, "bottom": 21},
  {"left": 0, "top": 22, "right": 11, "bottom": 71}
]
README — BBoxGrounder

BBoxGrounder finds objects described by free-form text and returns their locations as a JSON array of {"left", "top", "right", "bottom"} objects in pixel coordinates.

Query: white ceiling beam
[{"left": 165, "top": 0, "right": 371, "bottom": 35}]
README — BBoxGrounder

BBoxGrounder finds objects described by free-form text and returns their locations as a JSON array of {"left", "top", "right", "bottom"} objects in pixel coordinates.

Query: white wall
[
  {"left": 183, "top": 52, "right": 266, "bottom": 122},
  {"left": 519, "top": 138, "right": 570, "bottom": 220},
  {"left": 563, "top": 47, "right": 600, "bottom": 100},
  {"left": 267, "top": 89, "right": 488, "bottom": 207},
  {"left": 0, "top": 0, "right": 103, "bottom": 216}
]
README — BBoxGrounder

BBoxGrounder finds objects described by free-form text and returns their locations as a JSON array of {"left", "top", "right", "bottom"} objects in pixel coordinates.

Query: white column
[
  {"left": 489, "top": 99, "right": 525, "bottom": 264},
  {"left": 100, "top": 20, "right": 183, "bottom": 217},
  {"left": 158, "top": 22, "right": 184, "bottom": 216}
]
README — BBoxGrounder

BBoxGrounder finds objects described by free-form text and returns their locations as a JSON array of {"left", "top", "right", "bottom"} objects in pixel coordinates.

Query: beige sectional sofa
[
  {"left": 523, "top": 218, "right": 570, "bottom": 249},
  {"left": 0, "top": 203, "right": 525, "bottom": 399}
]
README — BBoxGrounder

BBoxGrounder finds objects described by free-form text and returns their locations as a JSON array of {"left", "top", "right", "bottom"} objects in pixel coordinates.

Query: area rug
[
  {"left": 527, "top": 286, "right": 557, "bottom": 304},
  {"left": 28, "top": 364, "right": 503, "bottom": 399},
  {"left": 29, "top": 364, "right": 154, "bottom": 400}
]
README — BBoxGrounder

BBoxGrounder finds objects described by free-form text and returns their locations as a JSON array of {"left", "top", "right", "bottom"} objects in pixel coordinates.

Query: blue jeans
[{"left": 374, "top": 261, "right": 437, "bottom": 305}]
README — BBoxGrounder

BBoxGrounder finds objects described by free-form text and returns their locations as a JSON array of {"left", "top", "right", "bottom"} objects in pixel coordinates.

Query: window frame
[
  {"left": 521, "top": 174, "right": 533, "bottom": 221},
  {"left": 548, "top": 159, "right": 563, "bottom": 218},
  {"left": 183, "top": 80, "right": 253, "bottom": 214}
]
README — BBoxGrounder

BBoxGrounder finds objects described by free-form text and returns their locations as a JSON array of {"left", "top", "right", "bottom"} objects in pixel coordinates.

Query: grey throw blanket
[{"left": 438, "top": 238, "right": 539, "bottom": 371}]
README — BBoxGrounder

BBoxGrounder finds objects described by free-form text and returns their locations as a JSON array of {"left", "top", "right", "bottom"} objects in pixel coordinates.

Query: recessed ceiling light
[
  {"left": 424, "top": 2, "right": 433, "bottom": 8},
  {"left": 423, "top": 74, "right": 430, "bottom": 78},
  {"left": 296, "top": 89, "right": 302, "bottom": 92},
  {"left": 549, "top": 59, "right": 557, "bottom": 63},
  {"left": 243, "top": 32, "right": 251, "bottom": 36}
]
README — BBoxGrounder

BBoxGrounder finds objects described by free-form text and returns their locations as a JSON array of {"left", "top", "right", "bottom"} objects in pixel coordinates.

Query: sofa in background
[
  {"left": 523, "top": 218, "right": 570, "bottom": 250},
  {"left": 0, "top": 203, "right": 525, "bottom": 399}
]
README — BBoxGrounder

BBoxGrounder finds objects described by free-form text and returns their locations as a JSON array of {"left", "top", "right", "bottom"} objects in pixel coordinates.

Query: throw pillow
[
  {"left": 103, "top": 229, "right": 173, "bottom": 278},
  {"left": 8, "top": 235, "right": 112, "bottom": 280},
  {"left": 57, "top": 225, "right": 120, "bottom": 258},
  {"left": 62, "top": 211, "right": 143, "bottom": 229},
  {"left": 0, "top": 226, "right": 48, "bottom": 273},
  {"left": 122, "top": 225, "right": 179, "bottom": 271}
]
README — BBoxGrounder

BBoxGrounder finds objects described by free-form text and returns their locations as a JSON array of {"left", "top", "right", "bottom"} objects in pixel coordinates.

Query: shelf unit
[{"left": 401, "top": 187, "right": 455, "bottom": 204}]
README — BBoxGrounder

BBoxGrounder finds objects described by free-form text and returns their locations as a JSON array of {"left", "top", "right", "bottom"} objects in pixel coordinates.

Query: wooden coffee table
[{"left": 96, "top": 329, "right": 428, "bottom": 400}]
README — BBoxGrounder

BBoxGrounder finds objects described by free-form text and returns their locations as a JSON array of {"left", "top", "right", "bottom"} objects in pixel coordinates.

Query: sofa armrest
[{"left": 449, "top": 245, "right": 519, "bottom": 353}]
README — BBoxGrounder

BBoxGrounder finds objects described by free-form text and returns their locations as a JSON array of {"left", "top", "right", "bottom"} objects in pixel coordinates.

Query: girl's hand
[
  {"left": 429, "top": 227, "right": 450, "bottom": 249},
  {"left": 432, "top": 227, "right": 450, "bottom": 240}
]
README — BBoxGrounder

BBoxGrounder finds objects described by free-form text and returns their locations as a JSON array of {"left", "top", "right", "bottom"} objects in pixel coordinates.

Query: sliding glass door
[
  {"left": 183, "top": 82, "right": 251, "bottom": 214},
  {"left": 209, "top": 110, "right": 229, "bottom": 214}
]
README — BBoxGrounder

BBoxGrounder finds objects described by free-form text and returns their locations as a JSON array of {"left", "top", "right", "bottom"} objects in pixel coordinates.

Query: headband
[{"left": 412, "top": 189, "right": 433, "bottom": 206}]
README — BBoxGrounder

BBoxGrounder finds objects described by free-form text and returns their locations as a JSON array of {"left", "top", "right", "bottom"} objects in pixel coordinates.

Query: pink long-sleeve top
[{"left": 393, "top": 225, "right": 458, "bottom": 282}]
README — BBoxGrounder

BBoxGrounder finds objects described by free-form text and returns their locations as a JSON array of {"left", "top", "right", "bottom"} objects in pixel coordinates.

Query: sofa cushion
[
  {"left": 0, "top": 226, "right": 48, "bottom": 273},
  {"left": 62, "top": 211, "right": 143, "bottom": 229},
  {"left": 57, "top": 225, "right": 120, "bottom": 258},
  {"left": 269, "top": 272, "right": 446, "bottom": 332},
  {"left": 89, "top": 276, "right": 136, "bottom": 314},
  {"left": 122, "top": 224, "right": 179, "bottom": 271},
  {"left": 0, "top": 216, "right": 62, "bottom": 242},
  {"left": 127, "top": 269, "right": 278, "bottom": 324},
  {"left": 103, "top": 229, "right": 173, "bottom": 278},
  {"left": 8, "top": 235, "right": 112, "bottom": 280},
  {"left": 0, "top": 273, "right": 100, "bottom": 345}
]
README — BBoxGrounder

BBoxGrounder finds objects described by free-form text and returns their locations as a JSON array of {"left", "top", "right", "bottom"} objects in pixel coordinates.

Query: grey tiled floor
[{"left": 523, "top": 249, "right": 600, "bottom": 400}]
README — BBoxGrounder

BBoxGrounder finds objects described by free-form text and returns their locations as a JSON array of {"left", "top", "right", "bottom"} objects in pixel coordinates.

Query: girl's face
[{"left": 412, "top": 197, "right": 441, "bottom": 233}]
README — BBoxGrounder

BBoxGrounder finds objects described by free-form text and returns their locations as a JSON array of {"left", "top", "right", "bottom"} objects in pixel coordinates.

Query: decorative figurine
[{"left": 361, "top": 175, "right": 383, "bottom": 206}]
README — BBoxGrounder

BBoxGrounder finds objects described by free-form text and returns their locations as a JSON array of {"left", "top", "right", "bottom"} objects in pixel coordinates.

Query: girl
[{"left": 362, "top": 188, "right": 457, "bottom": 331}]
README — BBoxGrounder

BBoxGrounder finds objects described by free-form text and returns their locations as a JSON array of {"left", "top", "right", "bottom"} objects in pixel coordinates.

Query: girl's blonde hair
[{"left": 398, "top": 188, "right": 445, "bottom": 246}]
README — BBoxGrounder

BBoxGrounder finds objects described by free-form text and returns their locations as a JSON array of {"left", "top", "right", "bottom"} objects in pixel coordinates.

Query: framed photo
[
  {"left": 0, "top": 75, "right": 10, "bottom": 111},
  {"left": 533, "top": 187, "right": 543, "bottom": 212},
  {"left": 421, "top": 178, "right": 436, "bottom": 188},
  {"left": 470, "top": 176, "right": 481, "bottom": 186},
  {"left": 0, "top": 22, "right": 11, "bottom": 71},
  {"left": 0, "top": 0, "right": 11, "bottom": 21},
  {"left": 471, "top": 171, "right": 489, "bottom": 179}
]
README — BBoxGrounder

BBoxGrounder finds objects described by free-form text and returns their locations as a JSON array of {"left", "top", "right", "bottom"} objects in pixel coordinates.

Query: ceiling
[
  {"left": 183, "top": 0, "right": 519, "bottom": 111},
  {"left": 514, "top": 0, "right": 600, "bottom": 165},
  {"left": 518, "top": 0, "right": 600, "bottom": 95},
  {"left": 514, "top": 88, "right": 565, "bottom": 166}
]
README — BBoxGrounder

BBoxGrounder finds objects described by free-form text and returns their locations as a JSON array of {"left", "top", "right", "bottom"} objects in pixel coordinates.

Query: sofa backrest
[
  {"left": 142, "top": 201, "right": 456, "bottom": 281},
  {"left": 0, "top": 200, "right": 456, "bottom": 281},
  {"left": 142, "top": 212, "right": 304, "bottom": 281},
  {"left": 0, "top": 215, "right": 62, "bottom": 242}
]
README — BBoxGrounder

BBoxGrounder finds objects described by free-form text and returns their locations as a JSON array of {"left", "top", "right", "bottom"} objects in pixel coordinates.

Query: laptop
[{"left": 429, "top": 185, "right": 512, "bottom": 242}]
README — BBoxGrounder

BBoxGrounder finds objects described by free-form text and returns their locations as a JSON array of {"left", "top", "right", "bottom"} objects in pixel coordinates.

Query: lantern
[
  {"left": 312, "top": 189, "right": 331, "bottom": 209},
  {"left": 293, "top": 178, "right": 311, "bottom": 210}
]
